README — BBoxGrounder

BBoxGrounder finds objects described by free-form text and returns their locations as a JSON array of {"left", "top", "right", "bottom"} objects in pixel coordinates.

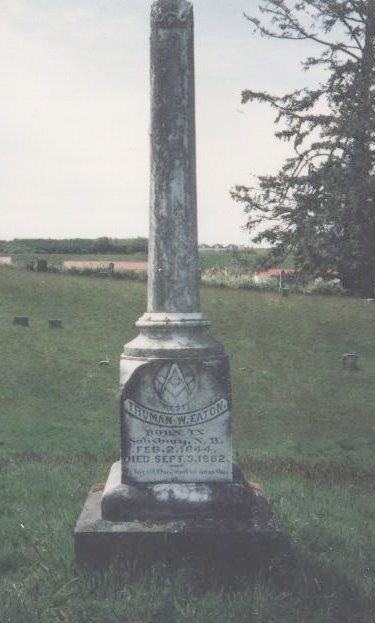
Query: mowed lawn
[{"left": 1, "top": 266, "right": 375, "bottom": 623}]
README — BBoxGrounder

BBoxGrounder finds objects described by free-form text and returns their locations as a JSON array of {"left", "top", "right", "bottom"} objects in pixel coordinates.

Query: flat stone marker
[
  {"left": 13, "top": 316, "right": 29, "bottom": 327},
  {"left": 342, "top": 353, "right": 358, "bottom": 370},
  {"left": 75, "top": 0, "right": 280, "bottom": 569},
  {"left": 48, "top": 319, "right": 63, "bottom": 329}
]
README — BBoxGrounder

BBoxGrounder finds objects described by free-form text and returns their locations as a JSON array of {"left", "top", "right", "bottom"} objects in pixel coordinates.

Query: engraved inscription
[
  {"left": 122, "top": 396, "right": 231, "bottom": 482},
  {"left": 125, "top": 398, "right": 228, "bottom": 427},
  {"left": 122, "top": 422, "right": 231, "bottom": 482},
  {"left": 154, "top": 363, "right": 196, "bottom": 407},
  {"left": 121, "top": 359, "right": 232, "bottom": 483},
  {"left": 151, "top": 2, "right": 192, "bottom": 28}
]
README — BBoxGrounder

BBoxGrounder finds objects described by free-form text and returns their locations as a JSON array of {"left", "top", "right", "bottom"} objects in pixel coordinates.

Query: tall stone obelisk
[
  {"left": 75, "top": 0, "right": 279, "bottom": 566},
  {"left": 102, "top": 0, "right": 235, "bottom": 505}
]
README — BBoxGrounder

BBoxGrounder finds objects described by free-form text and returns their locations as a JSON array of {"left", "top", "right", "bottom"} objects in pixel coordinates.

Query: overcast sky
[{"left": 0, "top": 0, "right": 323, "bottom": 245}]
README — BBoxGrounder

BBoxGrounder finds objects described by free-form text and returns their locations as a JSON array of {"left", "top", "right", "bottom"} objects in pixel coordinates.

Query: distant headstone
[
  {"left": 279, "top": 270, "right": 286, "bottom": 289},
  {"left": 13, "top": 317, "right": 29, "bottom": 327},
  {"left": 26, "top": 261, "right": 34, "bottom": 272},
  {"left": 48, "top": 319, "right": 63, "bottom": 329},
  {"left": 108, "top": 262, "right": 115, "bottom": 274},
  {"left": 342, "top": 353, "right": 358, "bottom": 370},
  {"left": 279, "top": 270, "right": 289, "bottom": 296},
  {"left": 36, "top": 260, "right": 48, "bottom": 272}
]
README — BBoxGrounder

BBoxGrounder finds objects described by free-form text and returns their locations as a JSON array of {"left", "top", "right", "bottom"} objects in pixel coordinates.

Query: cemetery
[
  {"left": 1, "top": 263, "right": 375, "bottom": 622},
  {"left": 1, "top": 0, "right": 375, "bottom": 622}
]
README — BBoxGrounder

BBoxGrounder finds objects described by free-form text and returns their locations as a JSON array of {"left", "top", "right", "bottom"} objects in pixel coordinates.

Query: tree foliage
[{"left": 231, "top": 0, "right": 375, "bottom": 295}]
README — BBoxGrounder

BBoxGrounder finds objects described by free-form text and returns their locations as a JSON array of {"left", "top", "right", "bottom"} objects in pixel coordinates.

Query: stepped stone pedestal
[{"left": 75, "top": 0, "right": 281, "bottom": 570}]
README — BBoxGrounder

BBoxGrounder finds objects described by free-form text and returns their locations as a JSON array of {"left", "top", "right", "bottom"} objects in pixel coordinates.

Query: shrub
[
  {"left": 305, "top": 278, "right": 347, "bottom": 296},
  {"left": 201, "top": 268, "right": 278, "bottom": 291},
  {"left": 201, "top": 269, "right": 346, "bottom": 296}
]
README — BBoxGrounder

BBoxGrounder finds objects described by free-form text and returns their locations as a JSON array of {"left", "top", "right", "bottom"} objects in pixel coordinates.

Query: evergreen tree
[{"left": 232, "top": 0, "right": 375, "bottom": 296}]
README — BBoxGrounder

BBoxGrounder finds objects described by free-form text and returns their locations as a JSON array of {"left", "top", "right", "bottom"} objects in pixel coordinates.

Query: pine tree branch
[
  {"left": 302, "top": 0, "right": 365, "bottom": 27},
  {"left": 339, "top": 16, "right": 364, "bottom": 50},
  {"left": 347, "top": 0, "right": 367, "bottom": 24},
  {"left": 241, "top": 89, "right": 332, "bottom": 130},
  {"left": 244, "top": 3, "right": 361, "bottom": 61}
]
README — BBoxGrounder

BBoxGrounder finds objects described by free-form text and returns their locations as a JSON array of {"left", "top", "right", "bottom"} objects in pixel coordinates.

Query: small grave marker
[
  {"left": 36, "top": 260, "right": 48, "bottom": 272},
  {"left": 48, "top": 319, "right": 63, "bottom": 329},
  {"left": 342, "top": 353, "right": 358, "bottom": 370},
  {"left": 279, "top": 270, "right": 290, "bottom": 296},
  {"left": 13, "top": 317, "right": 29, "bottom": 327}
]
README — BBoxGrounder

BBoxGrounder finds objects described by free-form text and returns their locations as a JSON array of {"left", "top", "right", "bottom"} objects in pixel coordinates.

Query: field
[
  {"left": 9, "top": 253, "right": 149, "bottom": 268},
  {"left": 1, "top": 266, "right": 375, "bottom": 622},
  {"left": 7, "top": 247, "right": 273, "bottom": 272}
]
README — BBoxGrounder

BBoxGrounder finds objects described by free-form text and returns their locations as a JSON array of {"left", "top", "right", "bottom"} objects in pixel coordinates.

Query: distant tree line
[{"left": 0, "top": 237, "right": 148, "bottom": 255}]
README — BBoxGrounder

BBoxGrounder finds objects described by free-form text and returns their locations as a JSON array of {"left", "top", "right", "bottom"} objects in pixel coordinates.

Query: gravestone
[
  {"left": 13, "top": 316, "right": 29, "bottom": 327},
  {"left": 48, "top": 319, "right": 63, "bottom": 329},
  {"left": 279, "top": 270, "right": 289, "bottom": 297},
  {"left": 279, "top": 270, "right": 285, "bottom": 291},
  {"left": 342, "top": 353, "right": 358, "bottom": 370},
  {"left": 75, "top": 0, "right": 280, "bottom": 569},
  {"left": 36, "top": 260, "right": 48, "bottom": 272}
]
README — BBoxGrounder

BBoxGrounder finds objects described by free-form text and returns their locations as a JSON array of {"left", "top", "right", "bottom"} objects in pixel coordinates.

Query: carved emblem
[
  {"left": 151, "top": 2, "right": 192, "bottom": 28},
  {"left": 154, "top": 362, "right": 196, "bottom": 406}
]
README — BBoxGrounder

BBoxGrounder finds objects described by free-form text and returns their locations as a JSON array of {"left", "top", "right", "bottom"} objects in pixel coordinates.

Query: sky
[{"left": 0, "top": 0, "right": 323, "bottom": 245}]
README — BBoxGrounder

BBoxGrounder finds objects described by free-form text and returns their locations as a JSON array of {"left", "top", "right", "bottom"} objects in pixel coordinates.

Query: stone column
[{"left": 148, "top": 0, "right": 199, "bottom": 314}]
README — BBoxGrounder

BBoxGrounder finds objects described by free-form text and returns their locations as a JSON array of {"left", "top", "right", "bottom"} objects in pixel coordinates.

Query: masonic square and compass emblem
[{"left": 154, "top": 362, "right": 197, "bottom": 407}]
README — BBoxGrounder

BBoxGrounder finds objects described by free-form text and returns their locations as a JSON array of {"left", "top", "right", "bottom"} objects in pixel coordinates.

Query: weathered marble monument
[{"left": 75, "top": 0, "right": 279, "bottom": 568}]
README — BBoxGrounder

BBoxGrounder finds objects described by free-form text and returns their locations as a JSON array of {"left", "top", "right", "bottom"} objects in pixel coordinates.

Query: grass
[{"left": 1, "top": 266, "right": 375, "bottom": 622}]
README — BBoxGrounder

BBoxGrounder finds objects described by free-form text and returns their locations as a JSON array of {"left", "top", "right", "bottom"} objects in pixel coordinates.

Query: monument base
[
  {"left": 75, "top": 480, "right": 282, "bottom": 571},
  {"left": 102, "top": 461, "right": 267, "bottom": 521}
]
